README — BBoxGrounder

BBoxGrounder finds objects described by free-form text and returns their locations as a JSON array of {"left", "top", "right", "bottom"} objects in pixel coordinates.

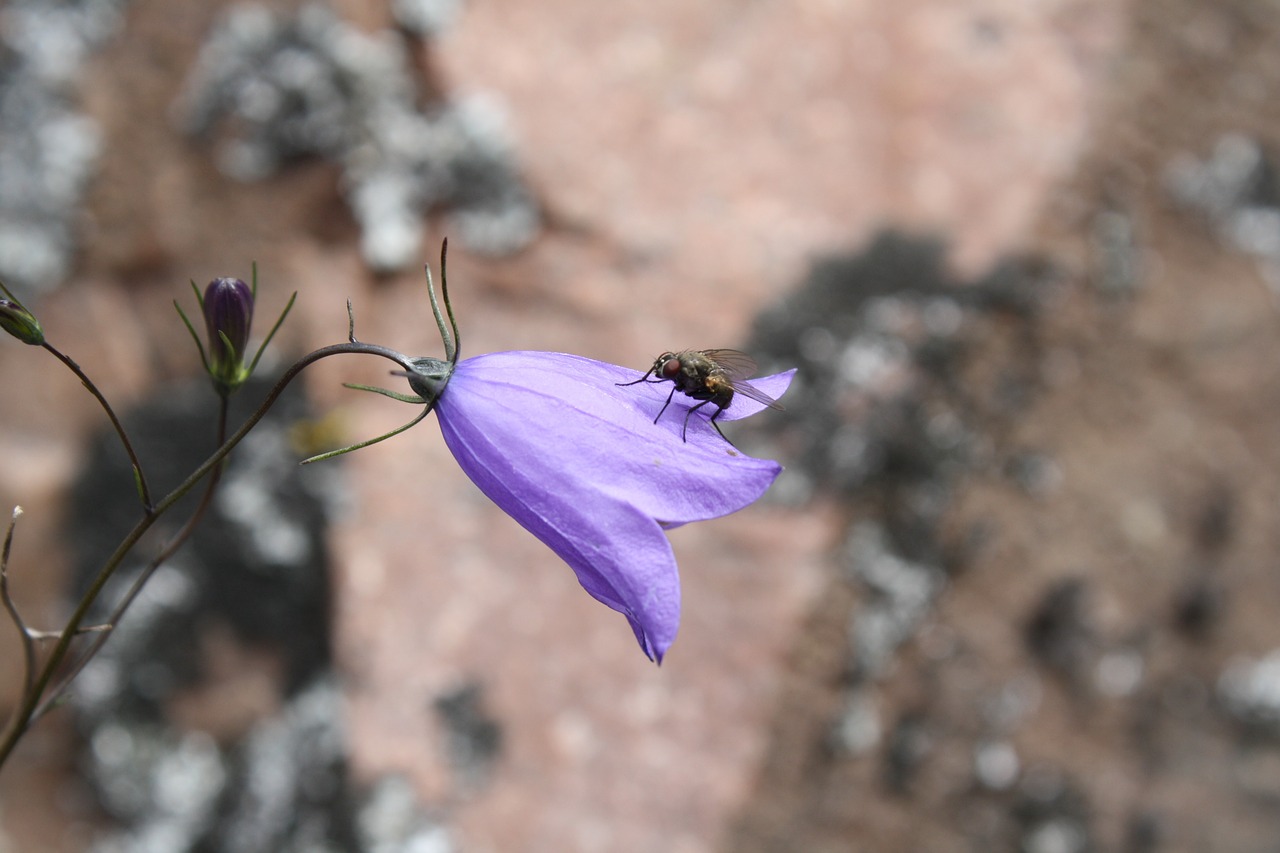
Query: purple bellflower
[
  {"left": 320, "top": 243, "right": 793, "bottom": 662},
  {"left": 433, "top": 351, "right": 793, "bottom": 661}
]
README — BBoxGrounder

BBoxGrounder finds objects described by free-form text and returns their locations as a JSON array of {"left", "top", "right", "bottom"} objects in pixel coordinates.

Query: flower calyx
[
  {"left": 0, "top": 282, "right": 44, "bottom": 346},
  {"left": 176, "top": 265, "right": 296, "bottom": 397}
]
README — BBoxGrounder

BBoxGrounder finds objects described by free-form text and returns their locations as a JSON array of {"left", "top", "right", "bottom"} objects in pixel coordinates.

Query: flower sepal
[
  {"left": 297, "top": 355, "right": 455, "bottom": 465},
  {"left": 175, "top": 265, "right": 296, "bottom": 397},
  {"left": 403, "top": 356, "right": 453, "bottom": 403},
  {"left": 297, "top": 248, "right": 460, "bottom": 465}
]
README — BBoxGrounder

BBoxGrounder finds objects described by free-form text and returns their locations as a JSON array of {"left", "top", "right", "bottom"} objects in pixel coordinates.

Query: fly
[{"left": 617, "top": 348, "right": 784, "bottom": 441}]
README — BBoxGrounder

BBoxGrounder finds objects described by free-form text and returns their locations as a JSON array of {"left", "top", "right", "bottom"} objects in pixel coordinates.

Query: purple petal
[
  {"left": 433, "top": 351, "right": 792, "bottom": 660},
  {"left": 436, "top": 416, "right": 680, "bottom": 659},
  {"left": 447, "top": 353, "right": 788, "bottom": 522},
  {"left": 203, "top": 277, "right": 254, "bottom": 365}
]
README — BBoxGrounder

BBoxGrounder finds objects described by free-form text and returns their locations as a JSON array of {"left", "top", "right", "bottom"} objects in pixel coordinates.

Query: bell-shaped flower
[
  {"left": 431, "top": 351, "right": 794, "bottom": 662},
  {"left": 312, "top": 242, "right": 792, "bottom": 662}
]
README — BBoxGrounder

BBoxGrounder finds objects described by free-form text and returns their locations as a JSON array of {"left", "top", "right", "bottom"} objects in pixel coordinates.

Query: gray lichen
[
  {"left": 0, "top": 0, "right": 127, "bottom": 291},
  {"left": 175, "top": 3, "right": 538, "bottom": 272}
]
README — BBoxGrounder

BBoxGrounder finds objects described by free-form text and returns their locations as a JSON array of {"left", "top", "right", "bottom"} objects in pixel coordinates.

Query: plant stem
[
  {"left": 42, "top": 343, "right": 154, "bottom": 512},
  {"left": 0, "top": 509, "right": 34, "bottom": 702},
  {"left": 30, "top": 398, "right": 232, "bottom": 722},
  {"left": 0, "top": 340, "right": 420, "bottom": 771}
]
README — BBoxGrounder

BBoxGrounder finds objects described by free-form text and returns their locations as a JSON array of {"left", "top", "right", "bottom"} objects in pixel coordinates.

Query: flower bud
[
  {"left": 203, "top": 277, "right": 254, "bottom": 393},
  {"left": 0, "top": 298, "right": 44, "bottom": 345}
]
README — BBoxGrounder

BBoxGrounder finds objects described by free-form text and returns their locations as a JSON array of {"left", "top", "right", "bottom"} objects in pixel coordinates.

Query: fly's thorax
[{"left": 666, "top": 351, "right": 706, "bottom": 392}]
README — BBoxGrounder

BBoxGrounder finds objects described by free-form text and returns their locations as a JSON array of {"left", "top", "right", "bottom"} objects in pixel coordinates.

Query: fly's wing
[
  {"left": 702, "top": 349, "right": 785, "bottom": 410},
  {"left": 700, "top": 349, "right": 759, "bottom": 379},
  {"left": 729, "top": 380, "right": 786, "bottom": 411}
]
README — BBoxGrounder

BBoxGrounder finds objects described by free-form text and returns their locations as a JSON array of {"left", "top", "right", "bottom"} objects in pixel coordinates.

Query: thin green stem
[
  {"left": 0, "top": 340, "right": 422, "bottom": 770},
  {"left": 153, "top": 341, "right": 417, "bottom": 519},
  {"left": 30, "top": 399, "right": 233, "bottom": 722},
  {"left": 0, "top": 508, "right": 34, "bottom": 701},
  {"left": 42, "top": 342, "right": 154, "bottom": 512}
]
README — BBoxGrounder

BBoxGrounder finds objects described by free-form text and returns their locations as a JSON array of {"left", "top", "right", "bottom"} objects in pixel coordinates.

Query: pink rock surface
[
  {"left": 326, "top": 1, "right": 1123, "bottom": 850},
  {"left": 0, "top": 0, "right": 1124, "bottom": 849}
]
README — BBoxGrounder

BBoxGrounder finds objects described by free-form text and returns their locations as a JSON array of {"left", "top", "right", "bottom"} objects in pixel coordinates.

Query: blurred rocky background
[{"left": 2, "top": 0, "right": 1280, "bottom": 851}]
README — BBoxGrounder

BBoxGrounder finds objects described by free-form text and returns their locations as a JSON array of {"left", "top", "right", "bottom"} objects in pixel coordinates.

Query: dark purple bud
[
  {"left": 203, "top": 277, "right": 254, "bottom": 392},
  {"left": 0, "top": 298, "right": 44, "bottom": 345}
]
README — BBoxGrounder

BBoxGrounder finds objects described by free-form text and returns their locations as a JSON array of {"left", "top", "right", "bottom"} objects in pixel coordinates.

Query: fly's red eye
[{"left": 660, "top": 359, "right": 681, "bottom": 379}]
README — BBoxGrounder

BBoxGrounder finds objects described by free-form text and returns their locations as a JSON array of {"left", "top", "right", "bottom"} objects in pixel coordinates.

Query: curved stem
[
  {"left": 153, "top": 341, "right": 417, "bottom": 519},
  {"left": 42, "top": 342, "right": 154, "bottom": 512},
  {"left": 0, "top": 340, "right": 422, "bottom": 770}
]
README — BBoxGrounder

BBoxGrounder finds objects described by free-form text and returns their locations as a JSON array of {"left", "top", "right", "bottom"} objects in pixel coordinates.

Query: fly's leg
[
  {"left": 653, "top": 385, "right": 679, "bottom": 427},
  {"left": 682, "top": 399, "right": 717, "bottom": 442},
  {"left": 707, "top": 405, "right": 735, "bottom": 446},
  {"left": 616, "top": 367, "right": 659, "bottom": 387}
]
